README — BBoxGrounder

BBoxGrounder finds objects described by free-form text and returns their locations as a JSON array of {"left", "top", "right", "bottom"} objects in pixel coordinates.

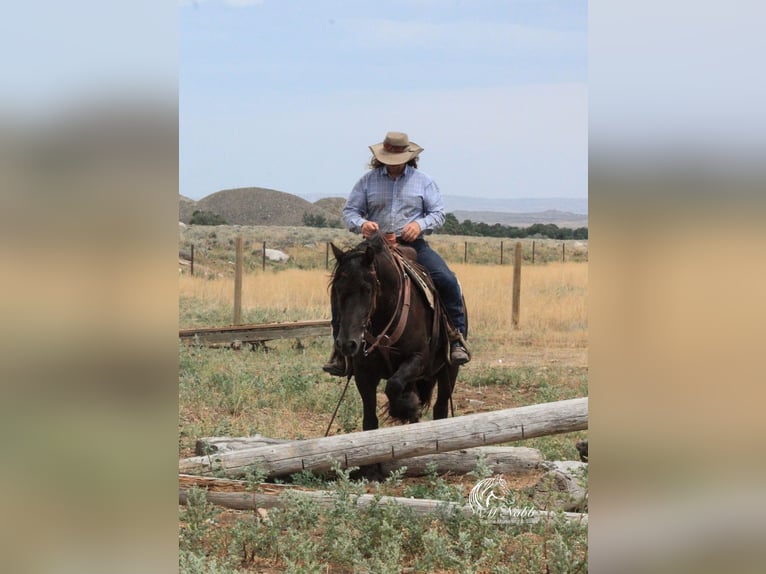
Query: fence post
[
  {"left": 464, "top": 241, "right": 468, "bottom": 263},
  {"left": 233, "top": 237, "right": 243, "bottom": 325},
  {"left": 325, "top": 242, "right": 330, "bottom": 270},
  {"left": 532, "top": 241, "right": 535, "bottom": 264},
  {"left": 190, "top": 244, "right": 194, "bottom": 276},
  {"left": 262, "top": 241, "right": 266, "bottom": 272},
  {"left": 512, "top": 242, "right": 522, "bottom": 329},
  {"left": 500, "top": 241, "right": 504, "bottom": 265},
  {"left": 562, "top": 242, "right": 565, "bottom": 263}
]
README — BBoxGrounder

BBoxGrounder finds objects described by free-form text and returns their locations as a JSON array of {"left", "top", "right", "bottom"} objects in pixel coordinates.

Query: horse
[{"left": 329, "top": 232, "right": 463, "bottom": 433}]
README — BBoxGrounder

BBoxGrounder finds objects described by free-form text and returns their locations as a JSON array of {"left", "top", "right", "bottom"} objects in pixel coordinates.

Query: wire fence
[{"left": 179, "top": 226, "right": 588, "bottom": 276}]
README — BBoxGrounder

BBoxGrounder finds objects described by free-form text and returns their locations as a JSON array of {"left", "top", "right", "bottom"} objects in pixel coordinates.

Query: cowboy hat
[{"left": 369, "top": 131, "right": 423, "bottom": 165}]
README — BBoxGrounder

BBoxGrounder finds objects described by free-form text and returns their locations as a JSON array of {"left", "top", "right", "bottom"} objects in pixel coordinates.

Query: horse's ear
[
  {"left": 367, "top": 233, "right": 385, "bottom": 251},
  {"left": 330, "top": 243, "right": 345, "bottom": 263}
]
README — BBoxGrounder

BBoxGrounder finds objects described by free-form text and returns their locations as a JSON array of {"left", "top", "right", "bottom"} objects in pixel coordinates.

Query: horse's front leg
[
  {"left": 352, "top": 370, "right": 387, "bottom": 482},
  {"left": 433, "top": 363, "right": 459, "bottom": 420},
  {"left": 354, "top": 371, "right": 381, "bottom": 431},
  {"left": 385, "top": 354, "right": 427, "bottom": 423}
]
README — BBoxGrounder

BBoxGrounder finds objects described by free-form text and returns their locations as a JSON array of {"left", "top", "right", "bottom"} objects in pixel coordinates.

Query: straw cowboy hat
[{"left": 369, "top": 131, "right": 424, "bottom": 165}]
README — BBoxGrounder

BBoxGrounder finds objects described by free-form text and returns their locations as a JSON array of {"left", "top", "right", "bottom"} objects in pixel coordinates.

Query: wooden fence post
[
  {"left": 233, "top": 237, "right": 243, "bottom": 325},
  {"left": 512, "top": 242, "right": 522, "bottom": 329},
  {"left": 325, "top": 242, "right": 330, "bottom": 270},
  {"left": 262, "top": 241, "right": 266, "bottom": 272},
  {"left": 464, "top": 241, "right": 468, "bottom": 263},
  {"left": 562, "top": 242, "right": 565, "bottom": 263},
  {"left": 532, "top": 241, "right": 536, "bottom": 264},
  {"left": 190, "top": 244, "right": 194, "bottom": 276},
  {"left": 500, "top": 240, "right": 504, "bottom": 265}
]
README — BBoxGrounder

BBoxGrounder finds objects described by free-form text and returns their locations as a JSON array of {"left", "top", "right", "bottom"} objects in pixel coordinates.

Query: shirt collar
[{"left": 376, "top": 164, "right": 412, "bottom": 179}]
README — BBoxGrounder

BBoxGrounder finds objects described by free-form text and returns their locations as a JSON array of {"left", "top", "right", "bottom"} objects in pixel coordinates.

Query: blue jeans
[
  {"left": 408, "top": 238, "right": 467, "bottom": 338},
  {"left": 330, "top": 238, "right": 467, "bottom": 340}
]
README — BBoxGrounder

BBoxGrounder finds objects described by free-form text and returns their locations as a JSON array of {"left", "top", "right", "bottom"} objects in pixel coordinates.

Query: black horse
[{"left": 329, "top": 233, "right": 463, "bottom": 431}]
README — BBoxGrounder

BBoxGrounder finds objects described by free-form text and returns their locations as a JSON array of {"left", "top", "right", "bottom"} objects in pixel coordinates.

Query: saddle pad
[{"left": 398, "top": 256, "right": 435, "bottom": 310}]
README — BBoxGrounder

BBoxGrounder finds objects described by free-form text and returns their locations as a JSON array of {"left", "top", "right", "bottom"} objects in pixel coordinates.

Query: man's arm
[
  {"left": 414, "top": 179, "right": 446, "bottom": 233},
  {"left": 342, "top": 179, "right": 369, "bottom": 234}
]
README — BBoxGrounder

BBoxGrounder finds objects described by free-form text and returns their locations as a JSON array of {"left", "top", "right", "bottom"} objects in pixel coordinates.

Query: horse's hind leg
[{"left": 433, "top": 365, "right": 459, "bottom": 420}]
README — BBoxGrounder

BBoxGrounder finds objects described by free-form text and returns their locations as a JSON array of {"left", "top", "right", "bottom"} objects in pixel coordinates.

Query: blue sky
[{"left": 180, "top": 0, "right": 587, "bottom": 203}]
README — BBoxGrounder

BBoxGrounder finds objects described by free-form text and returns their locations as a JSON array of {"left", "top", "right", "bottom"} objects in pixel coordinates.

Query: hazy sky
[{"left": 180, "top": 0, "right": 587, "bottom": 202}]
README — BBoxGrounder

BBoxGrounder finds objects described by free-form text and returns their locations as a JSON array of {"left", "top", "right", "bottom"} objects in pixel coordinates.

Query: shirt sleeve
[
  {"left": 415, "top": 179, "right": 446, "bottom": 233},
  {"left": 342, "top": 177, "right": 368, "bottom": 234}
]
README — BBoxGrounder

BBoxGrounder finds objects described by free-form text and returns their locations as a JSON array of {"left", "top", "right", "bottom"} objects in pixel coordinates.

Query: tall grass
[{"left": 179, "top": 261, "right": 587, "bottom": 349}]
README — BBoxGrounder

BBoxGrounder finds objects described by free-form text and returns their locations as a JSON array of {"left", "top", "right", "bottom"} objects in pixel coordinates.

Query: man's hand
[
  {"left": 400, "top": 221, "right": 421, "bottom": 243},
  {"left": 361, "top": 221, "right": 379, "bottom": 238}
]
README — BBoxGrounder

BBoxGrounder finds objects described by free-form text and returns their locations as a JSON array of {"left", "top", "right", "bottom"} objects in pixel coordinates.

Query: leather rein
[{"left": 362, "top": 245, "right": 412, "bottom": 363}]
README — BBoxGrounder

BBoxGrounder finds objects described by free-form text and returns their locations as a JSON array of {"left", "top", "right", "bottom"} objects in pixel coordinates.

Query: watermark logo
[{"left": 468, "top": 476, "right": 537, "bottom": 522}]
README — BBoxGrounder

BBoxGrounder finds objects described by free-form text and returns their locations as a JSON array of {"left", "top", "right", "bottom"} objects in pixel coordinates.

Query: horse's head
[{"left": 330, "top": 238, "right": 382, "bottom": 358}]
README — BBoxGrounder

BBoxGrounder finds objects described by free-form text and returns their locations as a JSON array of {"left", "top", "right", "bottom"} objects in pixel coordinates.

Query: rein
[{"left": 362, "top": 245, "right": 412, "bottom": 364}]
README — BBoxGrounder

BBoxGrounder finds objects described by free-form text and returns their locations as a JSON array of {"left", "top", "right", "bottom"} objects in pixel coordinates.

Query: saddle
[{"left": 390, "top": 245, "right": 435, "bottom": 310}]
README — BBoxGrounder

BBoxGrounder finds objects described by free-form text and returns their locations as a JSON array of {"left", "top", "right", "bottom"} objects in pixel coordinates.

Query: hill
[
  {"left": 314, "top": 197, "right": 346, "bottom": 216},
  {"left": 181, "top": 187, "right": 341, "bottom": 226},
  {"left": 179, "top": 195, "right": 198, "bottom": 223},
  {"left": 179, "top": 188, "right": 587, "bottom": 228}
]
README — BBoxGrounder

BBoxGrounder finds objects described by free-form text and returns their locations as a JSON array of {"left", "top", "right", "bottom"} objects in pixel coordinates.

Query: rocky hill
[
  {"left": 179, "top": 195, "right": 198, "bottom": 223},
  {"left": 179, "top": 187, "right": 345, "bottom": 226}
]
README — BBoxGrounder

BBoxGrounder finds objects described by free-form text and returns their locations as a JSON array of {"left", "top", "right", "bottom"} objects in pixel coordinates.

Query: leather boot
[
  {"left": 322, "top": 349, "right": 349, "bottom": 376},
  {"left": 450, "top": 336, "right": 471, "bottom": 366}
]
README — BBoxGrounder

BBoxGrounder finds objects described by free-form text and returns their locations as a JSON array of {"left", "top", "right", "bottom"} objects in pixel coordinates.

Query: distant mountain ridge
[
  {"left": 180, "top": 188, "right": 588, "bottom": 227},
  {"left": 298, "top": 193, "right": 587, "bottom": 215},
  {"left": 452, "top": 209, "right": 587, "bottom": 229}
]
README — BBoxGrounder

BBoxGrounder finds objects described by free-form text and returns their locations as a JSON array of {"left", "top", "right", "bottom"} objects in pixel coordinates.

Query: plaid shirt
[{"left": 342, "top": 165, "right": 446, "bottom": 237}]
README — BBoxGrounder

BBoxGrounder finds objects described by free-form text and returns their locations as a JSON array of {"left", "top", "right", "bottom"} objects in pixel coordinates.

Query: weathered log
[
  {"left": 179, "top": 474, "right": 587, "bottom": 525},
  {"left": 527, "top": 461, "right": 588, "bottom": 512},
  {"left": 179, "top": 397, "right": 588, "bottom": 479},
  {"left": 195, "top": 435, "right": 290, "bottom": 456},
  {"left": 196, "top": 436, "right": 544, "bottom": 476},
  {"left": 179, "top": 320, "right": 331, "bottom": 347}
]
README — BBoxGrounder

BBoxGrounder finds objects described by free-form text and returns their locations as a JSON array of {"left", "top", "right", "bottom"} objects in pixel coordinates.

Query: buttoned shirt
[{"left": 342, "top": 165, "right": 446, "bottom": 237}]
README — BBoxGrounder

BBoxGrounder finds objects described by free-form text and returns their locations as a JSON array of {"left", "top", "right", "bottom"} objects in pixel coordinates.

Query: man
[{"left": 323, "top": 131, "right": 470, "bottom": 376}]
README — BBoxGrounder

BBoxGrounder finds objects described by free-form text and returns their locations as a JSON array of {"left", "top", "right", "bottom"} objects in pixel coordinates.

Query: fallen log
[
  {"left": 179, "top": 474, "right": 587, "bottom": 525},
  {"left": 195, "top": 435, "right": 290, "bottom": 456},
  {"left": 179, "top": 397, "right": 587, "bottom": 479},
  {"left": 527, "top": 461, "right": 588, "bottom": 512},
  {"left": 195, "top": 436, "right": 544, "bottom": 477},
  {"left": 179, "top": 320, "right": 331, "bottom": 348}
]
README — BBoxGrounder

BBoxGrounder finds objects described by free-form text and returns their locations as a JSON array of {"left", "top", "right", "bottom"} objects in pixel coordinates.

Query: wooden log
[
  {"left": 179, "top": 397, "right": 587, "bottom": 479},
  {"left": 178, "top": 474, "right": 587, "bottom": 525},
  {"left": 196, "top": 436, "right": 544, "bottom": 477},
  {"left": 527, "top": 461, "right": 588, "bottom": 512},
  {"left": 380, "top": 446, "right": 543, "bottom": 476},
  {"left": 179, "top": 320, "right": 331, "bottom": 347},
  {"left": 195, "top": 435, "right": 290, "bottom": 456}
]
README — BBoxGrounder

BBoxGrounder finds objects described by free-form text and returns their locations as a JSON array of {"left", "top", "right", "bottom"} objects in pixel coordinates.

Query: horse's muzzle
[{"left": 336, "top": 337, "right": 362, "bottom": 357}]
